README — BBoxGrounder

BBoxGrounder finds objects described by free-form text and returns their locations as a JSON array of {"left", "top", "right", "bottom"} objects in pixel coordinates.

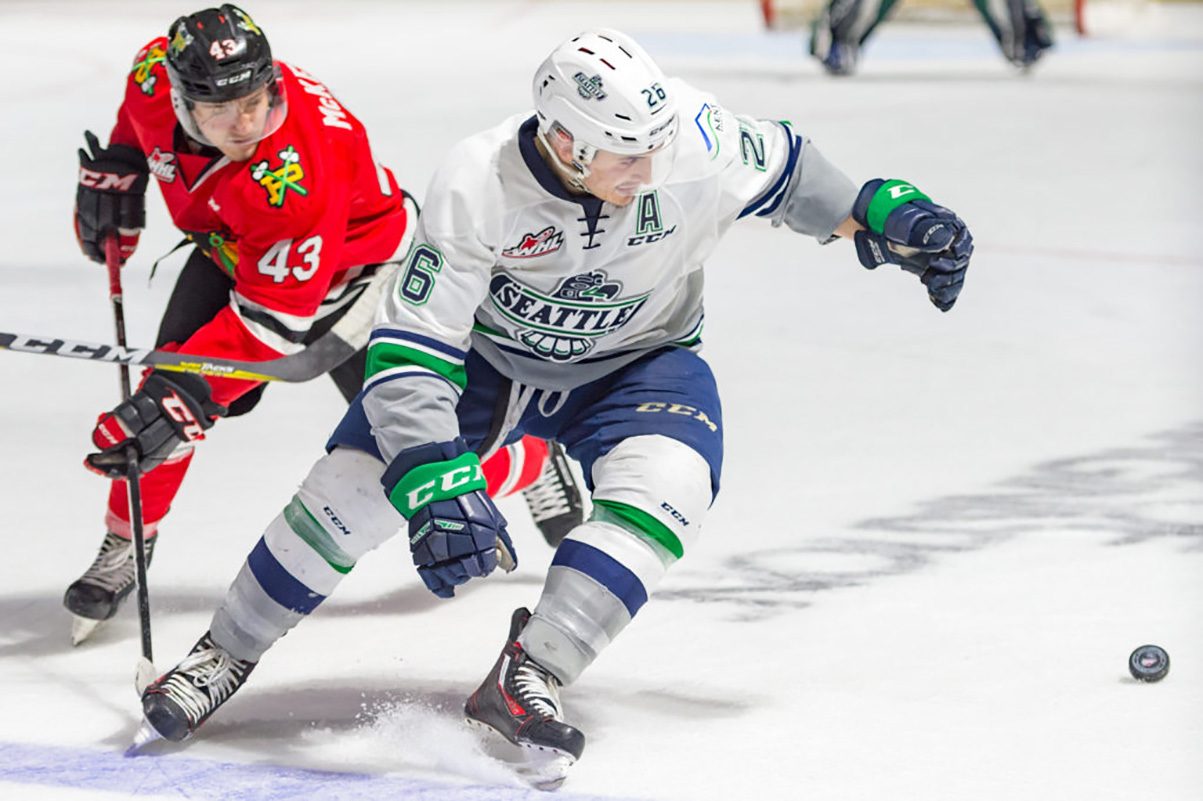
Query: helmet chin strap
[{"left": 536, "top": 127, "right": 593, "bottom": 193}]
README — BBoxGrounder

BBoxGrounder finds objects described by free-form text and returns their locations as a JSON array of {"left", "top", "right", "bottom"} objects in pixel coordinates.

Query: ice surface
[{"left": 0, "top": 2, "right": 1200, "bottom": 800}]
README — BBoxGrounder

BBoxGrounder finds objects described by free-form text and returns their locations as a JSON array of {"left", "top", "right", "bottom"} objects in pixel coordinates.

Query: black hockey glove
[
  {"left": 851, "top": 179, "right": 974, "bottom": 312},
  {"left": 75, "top": 130, "right": 149, "bottom": 265},
  {"left": 86, "top": 372, "right": 226, "bottom": 479},
  {"left": 381, "top": 438, "right": 516, "bottom": 598}
]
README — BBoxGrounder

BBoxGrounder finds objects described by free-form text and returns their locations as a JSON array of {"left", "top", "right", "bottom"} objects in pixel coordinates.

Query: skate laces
[
  {"left": 80, "top": 533, "right": 142, "bottom": 593},
  {"left": 160, "top": 641, "right": 250, "bottom": 723},
  {"left": 513, "top": 656, "right": 562, "bottom": 720},
  {"left": 524, "top": 459, "right": 573, "bottom": 523}
]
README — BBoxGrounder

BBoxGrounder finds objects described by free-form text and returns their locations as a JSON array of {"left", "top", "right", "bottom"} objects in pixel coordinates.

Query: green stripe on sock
[
  {"left": 282, "top": 497, "right": 355, "bottom": 574},
  {"left": 592, "top": 499, "right": 684, "bottom": 560},
  {"left": 365, "top": 341, "right": 466, "bottom": 388}
]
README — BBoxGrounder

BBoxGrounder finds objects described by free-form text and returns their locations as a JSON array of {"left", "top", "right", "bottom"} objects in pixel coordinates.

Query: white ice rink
[{"left": 1, "top": 1, "right": 1200, "bottom": 799}]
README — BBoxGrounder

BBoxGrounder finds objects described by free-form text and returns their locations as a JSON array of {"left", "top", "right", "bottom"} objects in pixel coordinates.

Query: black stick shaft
[{"left": 105, "top": 237, "right": 153, "bottom": 664}]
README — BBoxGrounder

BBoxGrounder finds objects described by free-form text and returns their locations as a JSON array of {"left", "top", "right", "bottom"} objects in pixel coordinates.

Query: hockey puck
[{"left": 1128, "top": 644, "right": 1170, "bottom": 682}]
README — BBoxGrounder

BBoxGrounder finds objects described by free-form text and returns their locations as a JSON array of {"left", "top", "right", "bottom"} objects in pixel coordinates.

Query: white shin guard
[{"left": 210, "top": 447, "right": 402, "bottom": 662}]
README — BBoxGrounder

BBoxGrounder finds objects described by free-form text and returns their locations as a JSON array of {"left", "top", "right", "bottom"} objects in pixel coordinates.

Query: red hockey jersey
[{"left": 110, "top": 38, "right": 409, "bottom": 405}]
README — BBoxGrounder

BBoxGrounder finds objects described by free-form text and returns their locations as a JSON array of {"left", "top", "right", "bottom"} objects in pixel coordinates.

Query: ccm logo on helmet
[
  {"left": 215, "top": 69, "right": 253, "bottom": 87},
  {"left": 79, "top": 168, "right": 140, "bottom": 191}
]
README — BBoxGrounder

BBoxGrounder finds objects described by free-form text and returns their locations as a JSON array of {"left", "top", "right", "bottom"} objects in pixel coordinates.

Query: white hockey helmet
[{"left": 533, "top": 29, "right": 679, "bottom": 185}]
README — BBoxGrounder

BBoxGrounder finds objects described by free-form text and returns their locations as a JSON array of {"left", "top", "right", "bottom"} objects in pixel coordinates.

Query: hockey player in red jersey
[{"left": 67, "top": 4, "right": 582, "bottom": 643}]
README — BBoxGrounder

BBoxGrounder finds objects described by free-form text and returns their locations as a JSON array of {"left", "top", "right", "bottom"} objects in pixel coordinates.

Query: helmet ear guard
[{"left": 536, "top": 121, "right": 597, "bottom": 190}]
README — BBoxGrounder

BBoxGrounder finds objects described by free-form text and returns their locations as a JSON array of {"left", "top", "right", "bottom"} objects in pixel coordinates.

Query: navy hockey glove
[
  {"left": 851, "top": 179, "right": 974, "bottom": 312},
  {"left": 86, "top": 372, "right": 226, "bottom": 479},
  {"left": 382, "top": 439, "right": 515, "bottom": 599},
  {"left": 75, "top": 130, "right": 148, "bottom": 265}
]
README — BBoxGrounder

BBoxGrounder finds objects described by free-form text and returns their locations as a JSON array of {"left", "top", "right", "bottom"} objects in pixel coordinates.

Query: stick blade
[{"left": 135, "top": 657, "right": 158, "bottom": 695}]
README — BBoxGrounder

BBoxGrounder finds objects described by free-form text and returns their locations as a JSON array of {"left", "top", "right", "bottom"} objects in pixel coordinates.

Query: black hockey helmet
[
  {"left": 164, "top": 5, "right": 287, "bottom": 147},
  {"left": 165, "top": 5, "right": 274, "bottom": 103}
]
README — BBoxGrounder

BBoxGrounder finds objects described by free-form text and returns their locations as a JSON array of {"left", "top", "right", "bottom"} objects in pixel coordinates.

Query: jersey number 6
[{"left": 399, "top": 244, "right": 444, "bottom": 305}]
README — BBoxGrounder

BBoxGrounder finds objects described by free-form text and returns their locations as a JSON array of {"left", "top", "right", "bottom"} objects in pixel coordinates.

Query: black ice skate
[
  {"left": 64, "top": 531, "right": 155, "bottom": 645},
  {"left": 523, "top": 441, "right": 584, "bottom": 548},
  {"left": 464, "top": 607, "right": 585, "bottom": 789},
  {"left": 132, "top": 631, "right": 256, "bottom": 750}
]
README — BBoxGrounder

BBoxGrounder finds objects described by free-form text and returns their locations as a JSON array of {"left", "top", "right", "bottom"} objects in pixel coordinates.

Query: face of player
[
  {"left": 190, "top": 84, "right": 272, "bottom": 161},
  {"left": 581, "top": 149, "right": 661, "bottom": 206},
  {"left": 547, "top": 132, "right": 666, "bottom": 206}
]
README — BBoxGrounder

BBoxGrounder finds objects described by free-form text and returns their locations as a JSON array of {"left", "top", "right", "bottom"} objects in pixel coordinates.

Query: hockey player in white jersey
[{"left": 133, "top": 29, "right": 973, "bottom": 787}]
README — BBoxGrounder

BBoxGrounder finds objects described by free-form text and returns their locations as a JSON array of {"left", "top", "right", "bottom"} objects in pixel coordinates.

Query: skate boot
[
  {"left": 64, "top": 531, "right": 156, "bottom": 644},
  {"left": 821, "top": 41, "right": 858, "bottom": 76},
  {"left": 134, "top": 631, "right": 256, "bottom": 748},
  {"left": 522, "top": 441, "right": 584, "bottom": 548},
  {"left": 465, "top": 608, "right": 584, "bottom": 789}
]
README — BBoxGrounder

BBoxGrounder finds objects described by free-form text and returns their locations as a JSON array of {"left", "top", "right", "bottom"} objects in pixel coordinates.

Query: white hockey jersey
[{"left": 362, "top": 79, "right": 858, "bottom": 463}]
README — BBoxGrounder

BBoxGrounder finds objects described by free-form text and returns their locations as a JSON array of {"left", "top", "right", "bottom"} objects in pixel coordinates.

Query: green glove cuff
[
  {"left": 865, "top": 179, "right": 931, "bottom": 234},
  {"left": 386, "top": 452, "right": 486, "bottom": 517}
]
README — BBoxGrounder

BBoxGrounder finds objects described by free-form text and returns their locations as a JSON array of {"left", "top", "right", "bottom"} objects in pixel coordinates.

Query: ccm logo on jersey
[
  {"left": 79, "top": 168, "right": 140, "bottom": 191},
  {"left": 627, "top": 192, "right": 676, "bottom": 247}
]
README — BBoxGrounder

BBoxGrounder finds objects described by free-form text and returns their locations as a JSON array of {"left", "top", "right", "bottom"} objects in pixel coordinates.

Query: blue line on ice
[{"left": 0, "top": 741, "right": 640, "bottom": 801}]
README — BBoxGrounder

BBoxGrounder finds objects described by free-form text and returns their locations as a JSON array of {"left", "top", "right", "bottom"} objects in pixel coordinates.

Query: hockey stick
[
  {"left": 102, "top": 237, "right": 157, "bottom": 692},
  {"left": 0, "top": 257, "right": 399, "bottom": 382}
]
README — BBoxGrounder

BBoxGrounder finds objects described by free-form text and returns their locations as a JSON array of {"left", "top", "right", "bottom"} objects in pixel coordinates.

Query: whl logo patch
[
  {"left": 251, "top": 145, "right": 308, "bottom": 207},
  {"left": 147, "top": 147, "right": 177, "bottom": 182},
  {"left": 489, "top": 270, "right": 649, "bottom": 362},
  {"left": 502, "top": 226, "right": 563, "bottom": 259}
]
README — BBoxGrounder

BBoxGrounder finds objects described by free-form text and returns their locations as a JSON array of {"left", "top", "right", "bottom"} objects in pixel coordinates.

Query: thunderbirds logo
[
  {"left": 502, "top": 226, "right": 563, "bottom": 259},
  {"left": 573, "top": 72, "right": 607, "bottom": 101},
  {"left": 251, "top": 146, "right": 309, "bottom": 207},
  {"left": 489, "top": 270, "right": 649, "bottom": 362},
  {"left": 131, "top": 43, "right": 167, "bottom": 96}
]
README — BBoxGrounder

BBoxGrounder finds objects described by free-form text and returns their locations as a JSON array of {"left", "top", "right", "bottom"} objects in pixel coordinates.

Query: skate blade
[
  {"left": 134, "top": 658, "right": 158, "bottom": 695},
  {"left": 465, "top": 717, "right": 575, "bottom": 791},
  {"left": 71, "top": 615, "right": 105, "bottom": 646},
  {"left": 125, "top": 718, "right": 163, "bottom": 756}
]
